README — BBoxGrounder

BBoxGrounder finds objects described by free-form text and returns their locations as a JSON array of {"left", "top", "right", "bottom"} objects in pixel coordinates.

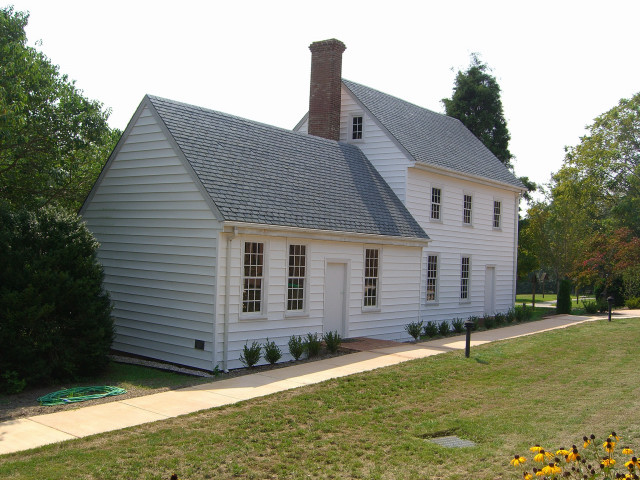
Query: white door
[
  {"left": 484, "top": 266, "right": 496, "bottom": 315},
  {"left": 324, "top": 262, "right": 346, "bottom": 336}
]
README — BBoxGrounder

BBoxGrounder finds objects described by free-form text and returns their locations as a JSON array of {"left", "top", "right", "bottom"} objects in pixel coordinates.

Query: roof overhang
[
  {"left": 222, "top": 221, "right": 430, "bottom": 247},
  {"left": 411, "top": 162, "right": 527, "bottom": 194}
]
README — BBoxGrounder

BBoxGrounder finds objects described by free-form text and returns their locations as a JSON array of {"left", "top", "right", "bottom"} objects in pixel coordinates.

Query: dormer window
[{"left": 352, "top": 116, "right": 363, "bottom": 140}]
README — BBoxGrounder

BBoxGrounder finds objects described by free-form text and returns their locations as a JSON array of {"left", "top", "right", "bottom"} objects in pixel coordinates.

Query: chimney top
[{"left": 307, "top": 39, "right": 346, "bottom": 141}]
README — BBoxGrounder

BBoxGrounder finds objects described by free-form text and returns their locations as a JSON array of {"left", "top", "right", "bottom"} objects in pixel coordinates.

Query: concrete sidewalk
[{"left": 2, "top": 311, "right": 637, "bottom": 456}]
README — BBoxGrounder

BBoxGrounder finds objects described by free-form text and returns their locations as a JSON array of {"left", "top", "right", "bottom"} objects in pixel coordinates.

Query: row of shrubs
[
  {"left": 577, "top": 296, "right": 639, "bottom": 314},
  {"left": 239, "top": 331, "right": 342, "bottom": 368},
  {"left": 404, "top": 306, "right": 534, "bottom": 341}
]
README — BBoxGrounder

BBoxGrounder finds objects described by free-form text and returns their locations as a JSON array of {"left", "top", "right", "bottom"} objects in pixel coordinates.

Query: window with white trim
[
  {"left": 287, "top": 244, "right": 306, "bottom": 312},
  {"left": 493, "top": 200, "right": 502, "bottom": 228},
  {"left": 352, "top": 116, "right": 363, "bottom": 140},
  {"left": 242, "top": 242, "right": 264, "bottom": 313},
  {"left": 460, "top": 256, "right": 470, "bottom": 301},
  {"left": 431, "top": 187, "right": 441, "bottom": 220},
  {"left": 364, "top": 248, "right": 379, "bottom": 307},
  {"left": 463, "top": 194, "right": 472, "bottom": 225},
  {"left": 426, "top": 255, "right": 438, "bottom": 302}
]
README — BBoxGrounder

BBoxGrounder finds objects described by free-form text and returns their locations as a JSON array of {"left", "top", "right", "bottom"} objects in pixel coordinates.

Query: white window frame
[
  {"left": 425, "top": 254, "right": 439, "bottom": 304},
  {"left": 430, "top": 186, "right": 442, "bottom": 221},
  {"left": 460, "top": 255, "right": 471, "bottom": 303},
  {"left": 242, "top": 241, "right": 266, "bottom": 316},
  {"left": 363, "top": 247, "right": 381, "bottom": 310},
  {"left": 463, "top": 193, "right": 473, "bottom": 226},
  {"left": 351, "top": 114, "right": 364, "bottom": 141},
  {"left": 286, "top": 243, "right": 307, "bottom": 315},
  {"left": 493, "top": 199, "right": 502, "bottom": 229}
]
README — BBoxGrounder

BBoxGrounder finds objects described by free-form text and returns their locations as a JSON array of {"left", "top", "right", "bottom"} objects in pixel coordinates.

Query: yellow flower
[
  {"left": 584, "top": 439, "right": 591, "bottom": 448},
  {"left": 567, "top": 447, "right": 581, "bottom": 462},
  {"left": 523, "top": 473, "right": 533, "bottom": 480},
  {"left": 623, "top": 447, "right": 635, "bottom": 455},
  {"left": 610, "top": 432, "right": 621, "bottom": 441},
  {"left": 530, "top": 445, "right": 543, "bottom": 453},
  {"left": 604, "top": 440, "right": 616, "bottom": 453},
  {"left": 626, "top": 456, "right": 640, "bottom": 469},
  {"left": 556, "top": 448, "right": 569, "bottom": 456},
  {"left": 601, "top": 457, "right": 616, "bottom": 467},
  {"left": 511, "top": 455, "right": 526, "bottom": 466}
]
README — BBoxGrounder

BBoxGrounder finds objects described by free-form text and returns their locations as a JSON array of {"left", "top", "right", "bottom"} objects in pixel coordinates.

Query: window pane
[
  {"left": 431, "top": 188, "right": 441, "bottom": 220},
  {"left": 460, "top": 256, "right": 470, "bottom": 300},
  {"left": 287, "top": 245, "right": 306, "bottom": 311},
  {"left": 364, "top": 249, "right": 379, "bottom": 307},
  {"left": 493, "top": 201, "right": 501, "bottom": 228},
  {"left": 243, "top": 242, "right": 264, "bottom": 313},
  {"left": 426, "top": 255, "right": 438, "bottom": 302}
]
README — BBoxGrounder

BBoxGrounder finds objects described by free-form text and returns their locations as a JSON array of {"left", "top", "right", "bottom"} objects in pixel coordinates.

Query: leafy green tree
[
  {"left": 442, "top": 53, "right": 513, "bottom": 168},
  {"left": 563, "top": 91, "right": 640, "bottom": 235},
  {"left": 0, "top": 6, "right": 119, "bottom": 211},
  {"left": 0, "top": 202, "right": 113, "bottom": 392}
]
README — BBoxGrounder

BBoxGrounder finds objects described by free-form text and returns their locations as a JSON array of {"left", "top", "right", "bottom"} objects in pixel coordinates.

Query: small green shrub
[
  {"left": 514, "top": 305, "right": 531, "bottom": 322},
  {"left": 323, "top": 331, "right": 342, "bottom": 353},
  {"left": 288, "top": 335, "right": 305, "bottom": 361},
  {"left": 504, "top": 308, "right": 516, "bottom": 324},
  {"left": 467, "top": 316, "right": 480, "bottom": 331},
  {"left": 240, "top": 341, "right": 262, "bottom": 367},
  {"left": 263, "top": 338, "right": 282, "bottom": 365},
  {"left": 557, "top": 278, "right": 572, "bottom": 314},
  {"left": 438, "top": 320, "right": 450, "bottom": 336},
  {"left": 483, "top": 315, "right": 495, "bottom": 329},
  {"left": 451, "top": 318, "right": 465, "bottom": 334},
  {"left": 494, "top": 312, "right": 506, "bottom": 326},
  {"left": 423, "top": 321, "right": 438, "bottom": 338},
  {"left": 0, "top": 371, "right": 27, "bottom": 394},
  {"left": 582, "top": 300, "right": 599, "bottom": 314},
  {"left": 304, "top": 333, "right": 321, "bottom": 358},
  {"left": 405, "top": 321, "right": 423, "bottom": 341},
  {"left": 625, "top": 297, "right": 640, "bottom": 309},
  {"left": 597, "top": 299, "right": 609, "bottom": 313}
]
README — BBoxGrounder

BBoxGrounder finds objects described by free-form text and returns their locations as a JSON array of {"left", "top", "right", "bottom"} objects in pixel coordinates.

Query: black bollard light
[
  {"left": 464, "top": 320, "right": 474, "bottom": 358},
  {"left": 607, "top": 296, "right": 614, "bottom": 322}
]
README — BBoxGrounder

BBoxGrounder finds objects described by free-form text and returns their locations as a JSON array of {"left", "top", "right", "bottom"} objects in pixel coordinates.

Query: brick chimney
[{"left": 308, "top": 39, "right": 346, "bottom": 141}]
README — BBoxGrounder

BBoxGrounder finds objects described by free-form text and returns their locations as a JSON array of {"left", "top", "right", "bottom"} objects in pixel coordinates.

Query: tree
[
  {"left": 0, "top": 6, "right": 119, "bottom": 211},
  {"left": 0, "top": 202, "right": 113, "bottom": 392},
  {"left": 563, "top": 92, "right": 640, "bottom": 235},
  {"left": 442, "top": 53, "right": 513, "bottom": 168}
]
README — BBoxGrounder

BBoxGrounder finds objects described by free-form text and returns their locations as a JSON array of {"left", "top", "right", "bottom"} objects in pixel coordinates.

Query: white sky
[{"left": 9, "top": 0, "right": 640, "bottom": 194}]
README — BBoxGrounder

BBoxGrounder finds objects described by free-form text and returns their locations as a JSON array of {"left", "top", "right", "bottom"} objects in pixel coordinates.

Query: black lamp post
[
  {"left": 607, "top": 296, "right": 614, "bottom": 322},
  {"left": 464, "top": 320, "right": 474, "bottom": 358}
]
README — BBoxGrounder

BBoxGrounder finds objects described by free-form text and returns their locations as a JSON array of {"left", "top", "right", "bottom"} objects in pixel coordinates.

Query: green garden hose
[{"left": 37, "top": 386, "right": 127, "bottom": 406}]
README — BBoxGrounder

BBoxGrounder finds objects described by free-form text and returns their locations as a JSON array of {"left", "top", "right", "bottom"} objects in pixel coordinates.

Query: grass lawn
[
  {"left": 1, "top": 319, "right": 639, "bottom": 479},
  {"left": 515, "top": 293, "right": 595, "bottom": 307}
]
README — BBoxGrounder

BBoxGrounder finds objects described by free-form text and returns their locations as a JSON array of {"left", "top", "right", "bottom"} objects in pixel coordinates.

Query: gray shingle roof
[
  {"left": 342, "top": 79, "right": 525, "bottom": 189},
  {"left": 147, "top": 95, "right": 429, "bottom": 241}
]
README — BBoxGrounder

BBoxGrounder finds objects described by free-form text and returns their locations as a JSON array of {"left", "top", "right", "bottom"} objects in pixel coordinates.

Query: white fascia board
[
  {"left": 411, "top": 162, "right": 526, "bottom": 194},
  {"left": 222, "top": 222, "right": 430, "bottom": 247}
]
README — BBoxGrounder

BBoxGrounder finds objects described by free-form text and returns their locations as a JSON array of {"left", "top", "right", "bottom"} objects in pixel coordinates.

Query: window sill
[
  {"left": 424, "top": 301, "right": 439, "bottom": 306},
  {"left": 459, "top": 300, "right": 471, "bottom": 305},
  {"left": 462, "top": 223, "right": 473, "bottom": 228},
  {"left": 429, "top": 218, "right": 443, "bottom": 223},
  {"left": 239, "top": 314, "right": 268, "bottom": 322},
  {"left": 362, "top": 306, "right": 381, "bottom": 313},
  {"left": 285, "top": 311, "right": 309, "bottom": 319},
  {"left": 492, "top": 227, "right": 502, "bottom": 231}
]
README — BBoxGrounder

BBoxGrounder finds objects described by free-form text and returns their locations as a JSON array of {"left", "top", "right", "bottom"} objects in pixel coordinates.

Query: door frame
[
  {"left": 484, "top": 265, "right": 496, "bottom": 316},
  {"left": 324, "top": 259, "right": 350, "bottom": 337}
]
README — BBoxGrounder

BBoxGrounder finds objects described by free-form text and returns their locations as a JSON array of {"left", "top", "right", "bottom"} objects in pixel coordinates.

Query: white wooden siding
[
  {"left": 407, "top": 168, "right": 518, "bottom": 322},
  {"left": 216, "top": 235, "right": 422, "bottom": 370},
  {"left": 82, "top": 107, "right": 221, "bottom": 370}
]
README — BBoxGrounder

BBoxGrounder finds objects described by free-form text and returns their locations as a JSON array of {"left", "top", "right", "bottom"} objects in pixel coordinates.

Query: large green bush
[
  {"left": 556, "top": 278, "right": 572, "bottom": 314},
  {"left": 0, "top": 204, "right": 113, "bottom": 392}
]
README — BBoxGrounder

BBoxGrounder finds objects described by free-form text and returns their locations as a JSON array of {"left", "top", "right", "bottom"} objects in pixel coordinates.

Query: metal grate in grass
[{"left": 427, "top": 435, "right": 476, "bottom": 448}]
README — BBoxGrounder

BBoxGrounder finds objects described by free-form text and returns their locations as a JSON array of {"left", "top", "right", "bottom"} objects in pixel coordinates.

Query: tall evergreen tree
[{"left": 442, "top": 54, "right": 513, "bottom": 168}]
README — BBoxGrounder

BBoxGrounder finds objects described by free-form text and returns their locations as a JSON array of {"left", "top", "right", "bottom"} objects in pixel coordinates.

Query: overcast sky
[{"left": 9, "top": 0, "right": 640, "bottom": 196}]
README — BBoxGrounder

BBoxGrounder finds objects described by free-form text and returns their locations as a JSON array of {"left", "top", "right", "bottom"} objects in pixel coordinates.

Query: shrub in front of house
[
  {"left": 405, "top": 321, "right": 423, "bottom": 341},
  {"left": 437, "top": 320, "right": 450, "bottom": 336},
  {"left": 288, "top": 335, "right": 305, "bottom": 361},
  {"left": 240, "top": 341, "right": 262, "bottom": 367},
  {"left": 423, "top": 321, "right": 438, "bottom": 338},
  {"left": 626, "top": 297, "right": 640, "bottom": 309},
  {"left": 304, "top": 333, "right": 321, "bottom": 358},
  {"left": 263, "top": 339, "right": 282, "bottom": 365},
  {"left": 0, "top": 203, "right": 114, "bottom": 393},
  {"left": 482, "top": 314, "right": 495, "bottom": 329},
  {"left": 451, "top": 318, "right": 465, "bottom": 333},
  {"left": 494, "top": 312, "right": 506, "bottom": 326},
  {"left": 323, "top": 331, "right": 342, "bottom": 353},
  {"left": 505, "top": 308, "right": 516, "bottom": 324},
  {"left": 556, "top": 278, "right": 572, "bottom": 314},
  {"left": 582, "top": 299, "right": 599, "bottom": 314}
]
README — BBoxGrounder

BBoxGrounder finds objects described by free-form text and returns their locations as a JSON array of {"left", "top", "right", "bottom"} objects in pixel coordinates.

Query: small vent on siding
[{"left": 194, "top": 339, "right": 205, "bottom": 350}]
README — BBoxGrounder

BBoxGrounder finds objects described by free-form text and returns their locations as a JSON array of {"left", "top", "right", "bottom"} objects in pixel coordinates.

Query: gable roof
[
  {"left": 342, "top": 79, "right": 525, "bottom": 190},
  {"left": 146, "top": 95, "right": 429, "bottom": 242}
]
